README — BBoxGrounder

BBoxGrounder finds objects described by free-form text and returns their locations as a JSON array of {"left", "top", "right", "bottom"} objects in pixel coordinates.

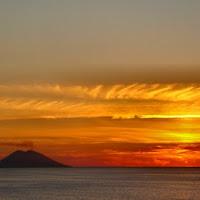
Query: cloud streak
[{"left": 0, "top": 141, "right": 34, "bottom": 149}]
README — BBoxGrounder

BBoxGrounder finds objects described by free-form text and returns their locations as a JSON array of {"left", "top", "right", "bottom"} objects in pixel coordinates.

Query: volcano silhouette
[{"left": 0, "top": 150, "right": 70, "bottom": 168}]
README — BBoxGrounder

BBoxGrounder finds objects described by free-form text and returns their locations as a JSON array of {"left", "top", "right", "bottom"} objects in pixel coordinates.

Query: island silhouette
[{"left": 0, "top": 150, "right": 70, "bottom": 168}]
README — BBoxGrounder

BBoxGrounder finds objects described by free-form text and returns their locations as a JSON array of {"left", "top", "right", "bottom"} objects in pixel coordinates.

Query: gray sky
[{"left": 0, "top": 0, "right": 200, "bottom": 84}]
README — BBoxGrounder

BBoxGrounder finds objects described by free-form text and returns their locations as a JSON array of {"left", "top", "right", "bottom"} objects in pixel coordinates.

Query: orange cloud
[{"left": 0, "top": 83, "right": 200, "bottom": 119}]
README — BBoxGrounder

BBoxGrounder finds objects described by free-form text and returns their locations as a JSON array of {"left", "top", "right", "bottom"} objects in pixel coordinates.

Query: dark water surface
[{"left": 0, "top": 168, "right": 200, "bottom": 200}]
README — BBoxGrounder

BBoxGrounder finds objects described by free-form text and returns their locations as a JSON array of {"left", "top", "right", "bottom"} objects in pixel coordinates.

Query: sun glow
[{"left": 141, "top": 115, "right": 200, "bottom": 119}]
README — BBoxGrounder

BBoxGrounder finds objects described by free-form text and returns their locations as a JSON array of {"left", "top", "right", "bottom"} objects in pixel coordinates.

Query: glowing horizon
[{"left": 1, "top": 82, "right": 200, "bottom": 167}]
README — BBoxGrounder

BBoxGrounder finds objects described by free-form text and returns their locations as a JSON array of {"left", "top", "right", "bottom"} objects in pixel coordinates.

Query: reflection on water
[{"left": 0, "top": 168, "right": 200, "bottom": 200}]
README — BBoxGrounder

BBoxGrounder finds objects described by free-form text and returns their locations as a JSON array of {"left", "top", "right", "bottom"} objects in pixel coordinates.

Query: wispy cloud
[
  {"left": 0, "top": 83, "right": 200, "bottom": 119},
  {"left": 1, "top": 83, "right": 200, "bottom": 101}
]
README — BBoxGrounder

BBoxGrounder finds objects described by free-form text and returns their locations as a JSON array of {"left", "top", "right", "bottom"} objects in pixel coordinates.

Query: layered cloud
[{"left": 1, "top": 117, "right": 200, "bottom": 166}]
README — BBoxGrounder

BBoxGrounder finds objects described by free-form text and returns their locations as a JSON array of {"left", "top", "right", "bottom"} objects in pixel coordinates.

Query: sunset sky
[{"left": 1, "top": 0, "right": 200, "bottom": 167}]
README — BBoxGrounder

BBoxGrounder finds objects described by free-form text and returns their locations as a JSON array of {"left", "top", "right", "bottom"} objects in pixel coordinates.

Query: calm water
[{"left": 0, "top": 168, "right": 200, "bottom": 200}]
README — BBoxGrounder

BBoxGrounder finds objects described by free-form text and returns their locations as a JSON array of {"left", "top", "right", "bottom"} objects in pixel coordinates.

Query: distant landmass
[{"left": 0, "top": 150, "right": 70, "bottom": 168}]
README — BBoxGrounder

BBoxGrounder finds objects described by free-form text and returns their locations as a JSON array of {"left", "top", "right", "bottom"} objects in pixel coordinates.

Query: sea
[{"left": 0, "top": 168, "right": 200, "bottom": 200}]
